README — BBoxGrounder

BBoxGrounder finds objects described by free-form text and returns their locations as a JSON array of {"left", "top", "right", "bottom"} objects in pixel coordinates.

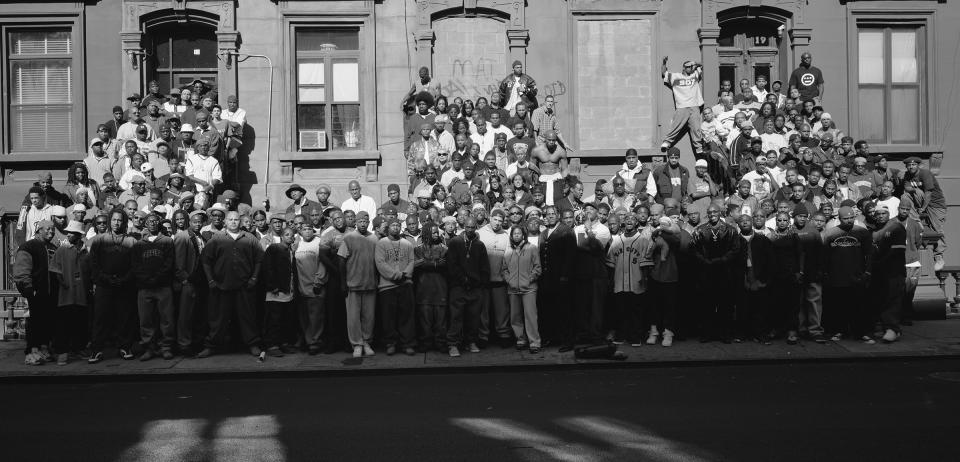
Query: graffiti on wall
[
  {"left": 443, "top": 58, "right": 501, "bottom": 99},
  {"left": 542, "top": 80, "right": 566, "bottom": 98}
]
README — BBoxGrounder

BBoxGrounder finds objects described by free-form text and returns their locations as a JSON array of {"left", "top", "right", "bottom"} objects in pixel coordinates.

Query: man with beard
[
  {"left": 13, "top": 220, "right": 58, "bottom": 365},
  {"left": 822, "top": 206, "right": 874, "bottom": 343}
]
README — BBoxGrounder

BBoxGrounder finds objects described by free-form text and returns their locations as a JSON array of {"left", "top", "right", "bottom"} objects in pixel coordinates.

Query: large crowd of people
[{"left": 10, "top": 55, "right": 948, "bottom": 367}]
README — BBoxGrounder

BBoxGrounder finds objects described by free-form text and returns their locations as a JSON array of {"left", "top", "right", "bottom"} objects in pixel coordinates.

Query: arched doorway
[
  {"left": 716, "top": 7, "right": 790, "bottom": 91},
  {"left": 143, "top": 23, "right": 218, "bottom": 94}
]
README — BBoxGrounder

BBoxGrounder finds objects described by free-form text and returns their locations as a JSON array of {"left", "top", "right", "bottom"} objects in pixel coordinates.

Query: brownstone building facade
[{"left": 1, "top": 0, "right": 958, "bottom": 266}]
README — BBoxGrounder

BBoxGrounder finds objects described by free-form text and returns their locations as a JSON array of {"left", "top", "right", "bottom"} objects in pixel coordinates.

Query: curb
[{"left": 2, "top": 350, "right": 959, "bottom": 384}]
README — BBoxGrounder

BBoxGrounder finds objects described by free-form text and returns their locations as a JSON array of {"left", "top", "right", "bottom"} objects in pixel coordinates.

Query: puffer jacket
[{"left": 500, "top": 241, "right": 541, "bottom": 294}]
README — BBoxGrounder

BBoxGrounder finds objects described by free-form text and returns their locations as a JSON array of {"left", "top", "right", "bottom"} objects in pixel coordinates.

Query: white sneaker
[
  {"left": 661, "top": 330, "right": 674, "bottom": 347},
  {"left": 468, "top": 343, "right": 480, "bottom": 353},
  {"left": 934, "top": 255, "right": 945, "bottom": 272},
  {"left": 448, "top": 346, "right": 461, "bottom": 357},
  {"left": 352, "top": 346, "right": 363, "bottom": 358},
  {"left": 362, "top": 343, "right": 375, "bottom": 356},
  {"left": 882, "top": 329, "right": 901, "bottom": 343},
  {"left": 646, "top": 328, "right": 659, "bottom": 345}
]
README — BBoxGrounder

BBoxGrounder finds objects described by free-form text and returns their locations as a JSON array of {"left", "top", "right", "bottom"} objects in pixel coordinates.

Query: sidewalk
[{"left": 2, "top": 320, "right": 959, "bottom": 380}]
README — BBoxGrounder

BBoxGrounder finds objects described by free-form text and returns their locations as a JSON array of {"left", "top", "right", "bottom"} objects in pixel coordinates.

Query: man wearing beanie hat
[
  {"left": 13, "top": 220, "right": 58, "bottom": 364},
  {"left": 499, "top": 60, "right": 538, "bottom": 114},
  {"left": 384, "top": 183, "right": 410, "bottom": 216},
  {"left": 375, "top": 217, "right": 417, "bottom": 355},
  {"left": 338, "top": 211, "right": 380, "bottom": 358},
  {"left": 822, "top": 205, "right": 874, "bottom": 343},
  {"left": 792, "top": 201, "right": 826, "bottom": 343},
  {"left": 871, "top": 204, "right": 906, "bottom": 343}
]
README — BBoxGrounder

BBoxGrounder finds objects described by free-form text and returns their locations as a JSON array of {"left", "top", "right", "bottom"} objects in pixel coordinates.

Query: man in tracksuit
[
  {"left": 132, "top": 213, "right": 176, "bottom": 360},
  {"left": 199, "top": 211, "right": 264, "bottom": 357}
]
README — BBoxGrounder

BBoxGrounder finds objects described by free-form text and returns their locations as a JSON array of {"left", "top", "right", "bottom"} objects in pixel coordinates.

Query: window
[
  {"left": 6, "top": 28, "right": 74, "bottom": 153},
  {"left": 295, "top": 27, "right": 361, "bottom": 151},
  {"left": 857, "top": 27, "right": 923, "bottom": 144}
]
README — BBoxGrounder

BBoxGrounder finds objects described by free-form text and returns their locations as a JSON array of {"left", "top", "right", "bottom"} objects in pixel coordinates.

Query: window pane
[
  {"left": 858, "top": 87, "right": 885, "bottom": 142},
  {"left": 12, "top": 60, "right": 72, "bottom": 104},
  {"left": 296, "top": 28, "right": 359, "bottom": 52},
  {"left": 9, "top": 30, "right": 71, "bottom": 55},
  {"left": 156, "top": 38, "right": 170, "bottom": 69},
  {"left": 331, "top": 104, "right": 361, "bottom": 150},
  {"left": 297, "top": 105, "right": 325, "bottom": 130},
  {"left": 858, "top": 31, "right": 884, "bottom": 84},
  {"left": 891, "top": 87, "right": 920, "bottom": 143},
  {"left": 891, "top": 31, "right": 918, "bottom": 83},
  {"left": 170, "top": 33, "right": 218, "bottom": 68},
  {"left": 11, "top": 105, "right": 73, "bottom": 152},
  {"left": 297, "top": 59, "right": 325, "bottom": 102},
  {"left": 332, "top": 59, "right": 359, "bottom": 102}
]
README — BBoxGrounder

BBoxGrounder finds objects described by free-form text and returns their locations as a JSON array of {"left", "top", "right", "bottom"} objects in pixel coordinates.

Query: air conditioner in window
[{"left": 299, "top": 129, "right": 326, "bottom": 150}]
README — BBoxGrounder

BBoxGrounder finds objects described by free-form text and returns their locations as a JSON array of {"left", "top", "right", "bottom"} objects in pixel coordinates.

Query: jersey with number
[
  {"left": 664, "top": 68, "right": 704, "bottom": 108},
  {"left": 606, "top": 232, "right": 653, "bottom": 294}
]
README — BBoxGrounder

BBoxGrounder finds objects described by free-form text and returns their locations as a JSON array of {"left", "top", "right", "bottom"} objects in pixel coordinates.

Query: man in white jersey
[{"left": 660, "top": 56, "right": 704, "bottom": 155}]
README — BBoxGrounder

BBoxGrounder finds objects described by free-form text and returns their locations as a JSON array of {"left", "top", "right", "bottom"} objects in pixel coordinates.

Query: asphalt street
[{"left": 2, "top": 359, "right": 958, "bottom": 461}]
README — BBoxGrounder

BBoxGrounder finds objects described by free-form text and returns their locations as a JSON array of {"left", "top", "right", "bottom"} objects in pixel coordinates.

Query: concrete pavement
[{"left": 1, "top": 319, "right": 958, "bottom": 379}]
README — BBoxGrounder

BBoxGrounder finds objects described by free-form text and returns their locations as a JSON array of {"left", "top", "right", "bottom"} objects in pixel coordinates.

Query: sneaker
[
  {"left": 529, "top": 346, "right": 541, "bottom": 354},
  {"left": 611, "top": 339, "right": 625, "bottom": 345},
  {"left": 139, "top": 350, "right": 156, "bottom": 362},
  {"left": 661, "top": 330, "right": 674, "bottom": 347},
  {"left": 404, "top": 347, "right": 416, "bottom": 356},
  {"left": 468, "top": 343, "right": 480, "bottom": 353},
  {"left": 448, "top": 346, "right": 461, "bottom": 357},
  {"left": 812, "top": 334, "right": 827, "bottom": 344},
  {"left": 786, "top": 333, "right": 799, "bottom": 345},
  {"left": 249, "top": 345, "right": 262, "bottom": 357},
  {"left": 830, "top": 333, "right": 843, "bottom": 342},
  {"left": 119, "top": 348, "right": 135, "bottom": 360},
  {"left": 87, "top": 351, "right": 104, "bottom": 364},
  {"left": 38, "top": 346, "right": 52, "bottom": 362},
  {"left": 630, "top": 340, "right": 644, "bottom": 347},
  {"left": 934, "top": 255, "right": 945, "bottom": 272},
  {"left": 196, "top": 348, "right": 214, "bottom": 358},
  {"left": 352, "top": 346, "right": 363, "bottom": 358},
  {"left": 362, "top": 343, "right": 375, "bottom": 356},
  {"left": 161, "top": 350, "right": 174, "bottom": 360},
  {"left": 57, "top": 353, "right": 68, "bottom": 366},
  {"left": 386, "top": 345, "right": 397, "bottom": 356},
  {"left": 882, "top": 329, "right": 901, "bottom": 343},
  {"left": 646, "top": 330, "right": 659, "bottom": 345},
  {"left": 515, "top": 342, "right": 527, "bottom": 350},
  {"left": 860, "top": 335, "right": 877, "bottom": 345},
  {"left": 266, "top": 346, "right": 284, "bottom": 358}
]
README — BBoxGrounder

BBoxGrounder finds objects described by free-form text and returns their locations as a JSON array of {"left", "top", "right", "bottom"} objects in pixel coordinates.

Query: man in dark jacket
[
  {"left": 734, "top": 214, "right": 773, "bottom": 343},
  {"left": 12, "top": 220, "right": 57, "bottom": 365},
  {"left": 88, "top": 210, "right": 139, "bottom": 363},
  {"left": 199, "top": 211, "right": 264, "bottom": 358},
  {"left": 445, "top": 217, "right": 489, "bottom": 357},
  {"left": 691, "top": 203, "right": 742, "bottom": 342},
  {"left": 653, "top": 148, "right": 690, "bottom": 204},
  {"left": 132, "top": 214, "right": 176, "bottom": 360},
  {"left": 538, "top": 205, "right": 577, "bottom": 351},
  {"left": 821, "top": 205, "right": 874, "bottom": 343}
]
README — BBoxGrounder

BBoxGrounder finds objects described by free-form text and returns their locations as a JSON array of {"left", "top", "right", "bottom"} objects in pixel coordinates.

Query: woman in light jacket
[{"left": 500, "top": 225, "right": 542, "bottom": 353}]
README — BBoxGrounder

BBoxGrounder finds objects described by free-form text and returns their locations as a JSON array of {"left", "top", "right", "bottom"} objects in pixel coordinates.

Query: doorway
[
  {"left": 717, "top": 17, "right": 784, "bottom": 93},
  {"left": 143, "top": 24, "right": 218, "bottom": 94}
]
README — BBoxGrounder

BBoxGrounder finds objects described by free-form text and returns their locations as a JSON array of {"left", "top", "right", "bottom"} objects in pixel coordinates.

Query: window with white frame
[
  {"left": 295, "top": 27, "right": 361, "bottom": 151},
  {"left": 6, "top": 28, "right": 75, "bottom": 153}
]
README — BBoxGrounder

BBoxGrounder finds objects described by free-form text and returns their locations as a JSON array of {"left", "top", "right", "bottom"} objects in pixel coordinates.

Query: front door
[
  {"left": 144, "top": 24, "right": 218, "bottom": 95},
  {"left": 717, "top": 18, "right": 782, "bottom": 92}
]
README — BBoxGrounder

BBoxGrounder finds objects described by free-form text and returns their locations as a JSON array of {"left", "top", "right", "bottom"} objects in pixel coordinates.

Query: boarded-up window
[
  {"left": 7, "top": 29, "right": 74, "bottom": 153},
  {"left": 577, "top": 20, "right": 653, "bottom": 152}
]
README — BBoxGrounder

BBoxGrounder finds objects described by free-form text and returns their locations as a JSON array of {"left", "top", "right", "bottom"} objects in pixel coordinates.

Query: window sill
[
  {"left": 868, "top": 145, "right": 943, "bottom": 155},
  {"left": 279, "top": 150, "right": 380, "bottom": 161},
  {"left": 1, "top": 152, "right": 84, "bottom": 163}
]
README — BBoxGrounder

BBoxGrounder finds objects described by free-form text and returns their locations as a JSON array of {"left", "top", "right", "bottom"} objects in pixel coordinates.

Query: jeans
[
  {"left": 175, "top": 282, "right": 197, "bottom": 350},
  {"left": 298, "top": 291, "right": 326, "bottom": 348},
  {"left": 379, "top": 285, "right": 416, "bottom": 349},
  {"left": 509, "top": 292, "right": 540, "bottom": 348},
  {"left": 346, "top": 290, "right": 376, "bottom": 347},
  {"left": 480, "top": 284, "right": 511, "bottom": 341},
  {"left": 902, "top": 266, "right": 921, "bottom": 322},
  {"left": 205, "top": 287, "right": 260, "bottom": 349},
  {"left": 25, "top": 295, "right": 55, "bottom": 354},
  {"left": 138, "top": 286, "right": 176, "bottom": 352},
  {"left": 662, "top": 106, "right": 703, "bottom": 152},
  {"left": 611, "top": 292, "right": 644, "bottom": 343},
  {"left": 55, "top": 304, "right": 87, "bottom": 353},
  {"left": 823, "top": 285, "right": 869, "bottom": 337},
  {"left": 91, "top": 284, "right": 137, "bottom": 352},
  {"left": 800, "top": 282, "right": 824, "bottom": 336},
  {"left": 879, "top": 275, "right": 905, "bottom": 332},
  {"left": 264, "top": 300, "right": 295, "bottom": 348},
  {"left": 649, "top": 280, "right": 678, "bottom": 332},
  {"left": 418, "top": 303, "right": 447, "bottom": 348},
  {"left": 447, "top": 286, "right": 482, "bottom": 346}
]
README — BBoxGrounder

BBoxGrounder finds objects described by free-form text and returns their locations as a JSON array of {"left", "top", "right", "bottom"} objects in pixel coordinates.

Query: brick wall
[
  {"left": 576, "top": 19, "right": 654, "bottom": 151},
  {"left": 432, "top": 17, "right": 507, "bottom": 101}
]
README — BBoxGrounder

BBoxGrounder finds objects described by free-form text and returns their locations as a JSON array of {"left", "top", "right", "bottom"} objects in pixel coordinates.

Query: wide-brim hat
[{"left": 285, "top": 183, "right": 307, "bottom": 199}]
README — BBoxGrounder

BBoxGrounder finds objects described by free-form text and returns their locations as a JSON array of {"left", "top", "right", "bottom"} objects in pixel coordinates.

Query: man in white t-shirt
[
  {"left": 740, "top": 154, "right": 776, "bottom": 202},
  {"left": 660, "top": 56, "right": 704, "bottom": 154},
  {"left": 340, "top": 180, "right": 378, "bottom": 218}
]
